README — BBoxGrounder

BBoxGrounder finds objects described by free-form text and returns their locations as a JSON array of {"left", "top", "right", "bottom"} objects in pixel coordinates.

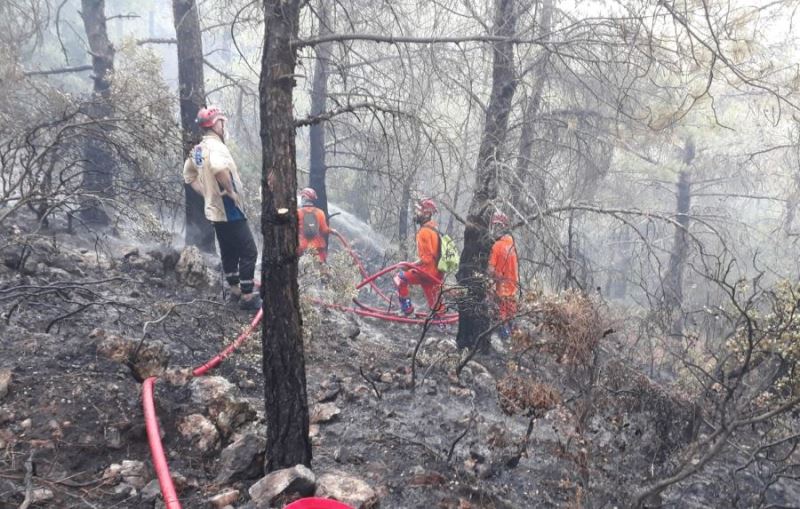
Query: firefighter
[
  {"left": 297, "top": 187, "right": 332, "bottom": 263},
  {"left": 393, "top": 198, "right": 444, "bottom": 316},
  {"left": 182, "top": 106, "right": 261, "bottom": 311},
  {"left": 488, "top": 211, "right": 519, "bottom": 339}
]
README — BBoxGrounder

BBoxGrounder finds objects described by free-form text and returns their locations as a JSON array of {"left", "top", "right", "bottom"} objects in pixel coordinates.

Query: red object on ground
[
  {"left": 285, "top": 498, "right": 355, "bottom": 509},
  {"left": 140, "top": 232, "right": 459, "bottom": 509},
  {"left": 192, "top": 308, "right": 263, "bottom": 376},
  {"left": 142, "top": 377, "right": 182, "bottom": 509},
  {"left": 142, "top": 308, "right": 264, "bottom": 509}
]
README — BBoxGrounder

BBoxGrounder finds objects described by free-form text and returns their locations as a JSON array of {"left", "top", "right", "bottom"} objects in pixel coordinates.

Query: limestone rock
[
  {"left": 141, "top": 479, "right": 161, "bottom": 503},
  {"left": 215, "top": 433, "right": 266, "bottom": 483},
  {"left": 315, "top": 471, "right": 378, "bottom": 509},
  {"left": 178, "top": 414, "right": 220, "bottom": 453},
  {"left": 176, "top": 246, "right": 208, "bottom": 287},
  {"left": 96, "top": 335, "right": 169, "bottom": 379},
  {"left": 106, "top": 460, "right": 149, "bottom": 489},
  {"left": 0, "top": 369, "right": 11, "bottom": 401},
  {"left": 248, "top": 464, "right": 315, "bottom": 508},
  {"left": 209, "top": 489, "right": 240, "bottom": 508},
  {"left": 310, "top": 403, "right": 341, "bottom": 424},
  {"left": 190, "top": 377, "right": 256, "bottom": 436}
]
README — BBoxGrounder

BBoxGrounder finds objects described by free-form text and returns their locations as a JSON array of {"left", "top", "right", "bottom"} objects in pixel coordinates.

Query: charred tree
[
  {"left": 79, "top": 0, "right": 115, "bottom": 226},
  {"left": 259, "top": 0, "right": 311, "bottom": 471},
  {"left": 456, "top": 0, "right": 519, "bottom": 350},
  {"left": 172, "top": 0, "right": 215, "bottom": 253},
  {"left": 662, "top": 138, "right": 694, "bottom": 335},
  {"left": 308, "top": 0, "right": 332, "bottom": 218}
]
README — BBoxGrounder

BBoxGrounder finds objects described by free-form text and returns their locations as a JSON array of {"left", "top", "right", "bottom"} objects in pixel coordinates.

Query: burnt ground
[{"left": 0, "top": 222, "right": 799, "bottom": 508}]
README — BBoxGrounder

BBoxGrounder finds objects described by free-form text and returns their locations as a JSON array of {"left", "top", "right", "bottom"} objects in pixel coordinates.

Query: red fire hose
[
  {"left": 142, "top": 309, "right": 263, "bottom": 509},
  {"left": 142, "top": 231, "right": 459, "bottom": 507},
  {"left": 142, "top": 377, "right": 181, "bottom": 508}
]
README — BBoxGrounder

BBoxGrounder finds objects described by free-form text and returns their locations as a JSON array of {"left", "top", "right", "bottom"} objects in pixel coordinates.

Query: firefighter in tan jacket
[{"left": 183, "top": 106, "right": 260, "bottom": 311}]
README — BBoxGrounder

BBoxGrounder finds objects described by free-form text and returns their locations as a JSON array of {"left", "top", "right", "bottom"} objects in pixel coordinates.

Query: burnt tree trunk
[
  {"left": 456, "top": 0, "right": 519, "bottom": 350},
  {"left": 259, "top": 0, "right": 311, "bottom": 471},
  {"left": 512, "top": 0, "right": 553, "bottom": 212},
  {"left": 662, "top": 138, "right": 694, "bottom": 335},
  {"left": 308, "top": 0, "right": 332, "bottom": 218},
  {"left": 172, "top": 0, "right": 215, "bottom": 252},
  {"left": 79, "top": 0, "right": 115, "bottom": 226}
]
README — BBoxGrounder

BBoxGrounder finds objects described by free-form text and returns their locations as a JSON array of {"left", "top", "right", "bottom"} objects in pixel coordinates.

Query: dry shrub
[
  {"left": 536, "top": 290, "right": 608, "bottom": 365},
  {"left": 496, "top": 374, "right": 561, "bottom": 417}
]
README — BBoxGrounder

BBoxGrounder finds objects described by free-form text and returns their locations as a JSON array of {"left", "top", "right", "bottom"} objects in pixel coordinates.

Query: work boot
[
  {"left": 399, "top": 297, "right": 415, "bottom": 316},
  {"left": 239, "top": 294, "right": 262, "bottom": 311},
  {"left": 226, "top": 290, "right": 241, "bottom": 305}
]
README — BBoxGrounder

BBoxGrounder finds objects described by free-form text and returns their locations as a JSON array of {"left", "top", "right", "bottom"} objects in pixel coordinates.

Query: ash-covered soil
[{"left": 1, "top": 223, "right": 797, "bottom": 509}]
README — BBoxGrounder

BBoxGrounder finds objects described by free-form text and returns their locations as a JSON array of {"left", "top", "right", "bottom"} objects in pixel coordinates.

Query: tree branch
[{"left": 24, "top": 65, "right": 92, "bottom": 76}]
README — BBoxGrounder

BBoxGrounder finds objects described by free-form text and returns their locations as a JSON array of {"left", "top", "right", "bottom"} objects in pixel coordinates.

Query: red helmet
[
  {"left": 415, "top": 198, "right": 437, "bottom": 215},
  {"left": 491, "top": 211, "right": 509, "bottom": 227},
  {"left": 196, "top": 106, "right": 226, "bottom": 128},
  {"left": 300, "top": 187, "right": 317, "bottom": 201}
]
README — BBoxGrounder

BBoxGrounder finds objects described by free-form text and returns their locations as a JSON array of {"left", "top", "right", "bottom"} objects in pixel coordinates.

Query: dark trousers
[{"left": 213, "top": 220, "right": 258, "bottom": 294}]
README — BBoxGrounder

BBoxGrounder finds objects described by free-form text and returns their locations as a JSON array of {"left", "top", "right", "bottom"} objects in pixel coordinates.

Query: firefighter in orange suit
[
  {"left": 393, "top": 198, "right": 444, "bottom": 316},
  {"left": 297, "top": 187, "right": 331, "bottom": 263},
  {"left": 488, "top": 211, "right": 519, "bottom": 339}
]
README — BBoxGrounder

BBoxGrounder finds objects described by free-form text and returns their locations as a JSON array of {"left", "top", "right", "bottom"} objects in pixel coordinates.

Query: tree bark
[
  {"left": 172, "top": 0, "right": 215, "bottom": 252},
  {"left": 512, "top": 0, "right": 553, "bottom": 212},
  {"left": 308, "top": 0, "right": 332, "bottom": 218},
  {"left": 259, "top": 0, "right": 311, "bottom": 471},
  {"left": 456, "top": 0, "right": 519, "bottom": 350},
  {"left": 79, "top": 0, "right": 115, "bottom": 226},
  {"left": 662, "top": 138, "right": 694, "bottom": 335}
]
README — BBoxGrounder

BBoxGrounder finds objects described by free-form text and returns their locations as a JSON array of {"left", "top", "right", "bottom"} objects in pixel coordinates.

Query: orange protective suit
[
  {"left": 488, "top": 234, "right": 519, "bottom": 322},
  {"left": 297, "top": 206, "right": 331, "bottom": 263},
  {"left": 396, "top": 220, "right": 444, "bottom": 314}
]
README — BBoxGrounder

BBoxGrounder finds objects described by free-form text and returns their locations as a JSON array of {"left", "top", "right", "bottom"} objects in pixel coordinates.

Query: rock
[
  {"left": 162, "top": 367, "right": 194, "bottom": 386},
  {"left": 190, "top": 377, "right": 257, "bottom": 436},
  {"left": 315, "top": 471, "right": 378, "bottom": 509},
  {"left": 121, "top": 247, "right": 140, "bottom": 260},
  {"left": 0, "top": 369, "right": 11, "bottom": 400},
  {"left": 178, "top": 414, "right": 219, "bottom": 453},
  {"left": 97, "top": 335, "right": 169, "bottom": 379},
  {"left": 141, "top": 479, "right": 161, "bottom": 503},
  {"left": 105, "top": 426, "right": 122, "bottom": 449},
  {"left": 215, "top": 433, "right": 266, "bottom": 483},
  {"left": 31, "top": 488, "right": 53, "bottom": 503},
  {"left": 176, "top": 246, "right": 208, "bottom": 287},
  {"left": 448, "top": 386, "right": 475, "bottom": 399},
  {"left": 343, "top": 323, "right": 361, "bottom": 340},
  {"left": 103, "top": 463, "right": 123, "bottom": 483},
  {"left": 248, "top": 465, "right": 316, "bottom": 508},
  {"left": 408, "top": 466, "right": 446, "bottom": 487},
  {"left": 121, "top": 460, "right": 148, "bottom": 489},
  {"left": 310, "top": 403, "right": 341, "bottom": 424},
  {"left": 209, "top": 489, "right": 240, "bottom": 508},
  {"left": 47, "top": 267, "right": 71, "bottom": 279},
  {"left": 0, "top": 409, "right": 14, "bottom": 425}
]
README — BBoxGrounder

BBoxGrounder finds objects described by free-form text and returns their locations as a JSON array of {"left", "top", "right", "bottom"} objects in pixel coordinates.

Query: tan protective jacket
[{"left": 182, "top": 133, "right": 246, "bottom": 223}]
